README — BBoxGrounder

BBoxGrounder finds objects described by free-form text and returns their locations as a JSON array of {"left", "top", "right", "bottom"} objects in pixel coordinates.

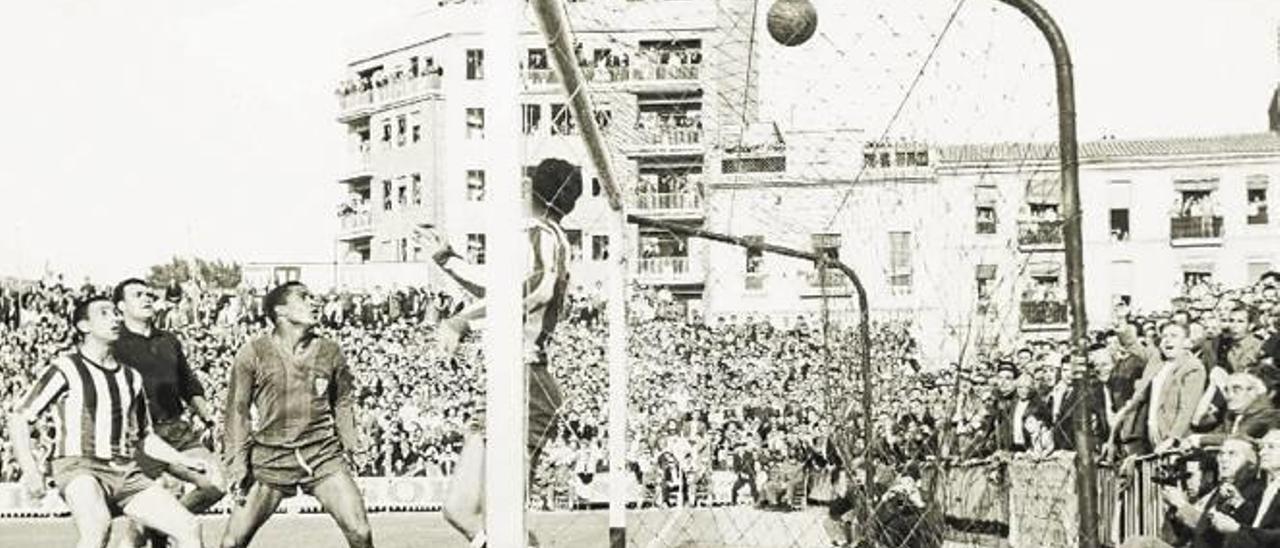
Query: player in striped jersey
[
  {"left": 418, "top": 157, "right": 582, "bottom": 548},
  {"left": 8, "top": 296, "right": 212, "bottom": 548}
]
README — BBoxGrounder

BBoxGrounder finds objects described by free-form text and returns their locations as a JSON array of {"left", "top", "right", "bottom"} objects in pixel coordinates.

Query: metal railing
[
  {"left": 1021, "top": 299, "right": 1068, "bottom": 325},
  {"left": 635, "top": 126, "right": 702, "bottom": 147},
  {"left": 1169, "top": 215, "right": 1223, "bottom": 240},
  {"left": 1018, "top": 219, "right": 1064, "bottom": 247},
  {"left": 636, "top": 256, "right": 692, "bottom": 278},
  {"left": 633, "top": 191, "right": 702, "bottom": 212}
]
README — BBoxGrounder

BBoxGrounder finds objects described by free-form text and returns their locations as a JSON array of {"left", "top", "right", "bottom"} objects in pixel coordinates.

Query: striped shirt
[
  {"left": 525, "top": 217, "right": 571, "bottom": 365},
  {"left": 15, "top": 352, "right": 151, "bottom": 461}
]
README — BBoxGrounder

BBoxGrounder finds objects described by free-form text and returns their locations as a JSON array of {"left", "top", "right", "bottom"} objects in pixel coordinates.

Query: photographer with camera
[
  {"left": 1201, "top": 425, "right": 1280, "bottom": 547},
  {"left": 1117, "top": 436, "right": 1262, "bottom": 548}
]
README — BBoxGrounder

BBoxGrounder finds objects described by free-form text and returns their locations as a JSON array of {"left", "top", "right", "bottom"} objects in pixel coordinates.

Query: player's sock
[{"left": 469, "top": 530, "right": 487, "bottom": 548}]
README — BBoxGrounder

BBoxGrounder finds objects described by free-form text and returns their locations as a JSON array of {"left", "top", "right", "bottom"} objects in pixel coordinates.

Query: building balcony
[
  {"left": 800, "top": 270, "right": 851, "bottom": 297},
  {"left": 632, "top": 190, "right": 703, "bottom": 217},
  {"left": 636, "top": 256, "right": 702, "bottom": 285},
  {"left": 337, "top": 75, "right": 442, "bottom": 123},
  {"left": 339, "top": 147, "right": 373, "bottom": 183},
  {"left": 1169, "top": 215, "right": 1223, "bottom": 246},
  {"left": 1017, "top": 219, "right": 1064, "bottom": 251},
  {"left": 523, "top": 68, "right": 561, "bottom": 88},
  {"left": 337, "top": 210, "right": 373, "bottom": 240},
  {"left": 626, "top": 127, "right": 703, "bottom": 155},
  {"left": 1021, "top": 300, "right": 1069, "bottom": 329}
]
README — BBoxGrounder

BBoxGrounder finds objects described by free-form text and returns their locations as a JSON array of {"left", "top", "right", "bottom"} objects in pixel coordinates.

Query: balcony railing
[
  {"left": 1017, "top": 219, "right": 1064, "bottom": 248},
  {"left": 805, "top": 270, "right": 848, "bottom": 288},
  {"left": 338, "top": 209, "right": 373, "bottom": 236},
  {"left": 636, "top": 256, "right": 696, "bottom": 282},
  {"left": 523, "top": 68, "right": 560, "bottom": 86},
  {"left": 1169, "top": 215, "right": 1223, "bottom": 241},
  {"left": 634, "top": 127, "right": 702, "bottom": 149},
  {"left": 337, "top": 75, "right": 442, "bottom": 119},
  {"left": 633, "top": 191, "right": 702, "bottom": 212},
  {"left": 1021, "top": 300, "right": 1068, "bottom": 326}
]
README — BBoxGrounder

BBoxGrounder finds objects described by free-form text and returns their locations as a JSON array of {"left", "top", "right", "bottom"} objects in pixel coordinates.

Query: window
[
  {"left": 397, "top": 183, "right": 407, "bottom": 207},
  {"left": 592, "top": 177, "right": 601, "bottom": 197},
  {"left": 466, "top": 49, "right": 484, "bottom": 80},
  {"left": 397, "top": 238, "right": 408, "bottom": 262},
  {"left": 889, "top": 231, "right": 912, "bottom": 292},
  {"left": 975, "top": 186, "right": 997, "bottom": 234},
  {"left": 1248, "top": 177, "right": 1269, "bottom": 225},
  {"left": 396, "top": 115, "right": 407, "bottom": 146},
  {"left": 466, "top": 234, "right": 486, "bottom": 264},
  {"left": 592, "top": 235, "right": 609, "bottom": 261},
  {"left": 1110, "top": 208, "right": 1130, "bottom": 241},
  {"left": 550, "top": 103, "right": 575, "bottom": 135},
  {"left": 522, "top": 104, "right": 542, "bottom": 135},
  {"left": 466, "top": 108, "right": 485, "bottom": 139},
  {"left": 411, "top": 111, "right": 422, "bottom": 143},
  {"left": 527, "top": 48, "right": 549, "bottom": 70},
  {"left": 1183, "top": 269, "right": 1213, "bottom": 288},
  {"left": 975, "top": 206, "right": 996, "bottom": 234},
  {"left": 466, "top": 170, "right": 485, "bottom": 201},
  {"left": 565, "top": 229, "right": 583, "bottom": 262},
  {"left": 381, "top": 120, "right": 392, "bottom": 144},
  {"left": 976, "top": 264, "right": 996, "bottom": 301},
  {"left": 382, "top": 180, "right": 393, "bottom": 211},
  {"left": 411, "top": 174, "right": 422, "bottom": 206},
  {"left": 809, "top": 233, "right": 842, "bottom": 287}
]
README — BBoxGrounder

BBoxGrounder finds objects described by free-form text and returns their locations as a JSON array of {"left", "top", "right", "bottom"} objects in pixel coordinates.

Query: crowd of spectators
[{"left": 8, "top": 269, "right": 1280, "bottom": 543}]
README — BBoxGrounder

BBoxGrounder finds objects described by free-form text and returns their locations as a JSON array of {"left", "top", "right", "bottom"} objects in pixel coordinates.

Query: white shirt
[
  {"left": 1147, "top": 361, "right": 1177, "bottom": 441},
  {"left": 1051, "top": 384, "right": 1069, "bottom": 422},
  {"left": 1253, "top": 481, "right": 1280, "bottom": 527},
  {"left": 1012, "top": 399, "right": 1030, "bottom": 446}
]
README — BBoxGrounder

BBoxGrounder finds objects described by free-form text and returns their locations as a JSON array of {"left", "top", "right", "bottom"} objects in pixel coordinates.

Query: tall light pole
[{"left": 995, "top": 1, "right": 1096, "bottom": 546}]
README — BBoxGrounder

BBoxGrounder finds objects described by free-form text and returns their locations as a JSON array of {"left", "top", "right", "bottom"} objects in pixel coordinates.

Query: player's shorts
[
  {"left": 469, "top": 363, "right": 565, "bottom": 466},
  {"left": 249, "top": 436, "right": 349, "bottom": 495},
  {"left": 136, "top": 419, "right": 207, "bottom": 478},
  {"left": 51, "top": 456, "right": 153, "bottom": 512}
]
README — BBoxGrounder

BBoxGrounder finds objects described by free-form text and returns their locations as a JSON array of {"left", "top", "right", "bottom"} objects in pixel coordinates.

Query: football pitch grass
[{"left": 0, "top": 507, "right": 834, "bottom": 547}]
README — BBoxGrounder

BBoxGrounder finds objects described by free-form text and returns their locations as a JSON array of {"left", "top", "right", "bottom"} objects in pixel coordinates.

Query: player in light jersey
[{"left": 419, "top": 157, "right": 582, "bottom": 548}]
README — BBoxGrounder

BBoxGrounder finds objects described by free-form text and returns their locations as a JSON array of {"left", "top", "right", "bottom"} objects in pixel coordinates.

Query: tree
[{"left": 147, "top": 257, "right": 242, "bottom": 290}]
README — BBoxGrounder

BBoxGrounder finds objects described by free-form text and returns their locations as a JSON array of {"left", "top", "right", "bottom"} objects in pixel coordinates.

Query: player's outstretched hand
[
  {"left": 411, "top": 226, "right": 455, "bottom": 265},
  {"left": 20, "top": 472, "right": 46, "bottom": 501}
]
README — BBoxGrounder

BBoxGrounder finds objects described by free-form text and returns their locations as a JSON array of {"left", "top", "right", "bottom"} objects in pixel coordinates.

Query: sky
[{"left": 0, "top": 0, "right": 1277, "bottom": 282}]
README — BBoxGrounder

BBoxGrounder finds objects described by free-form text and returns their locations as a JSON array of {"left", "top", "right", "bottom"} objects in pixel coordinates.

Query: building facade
[
  {"left": 698, "top": 133, "right": 1280, "bottom": 366},
  {"left": 330, "top": 0, "right": 760, "bottom": 294}
]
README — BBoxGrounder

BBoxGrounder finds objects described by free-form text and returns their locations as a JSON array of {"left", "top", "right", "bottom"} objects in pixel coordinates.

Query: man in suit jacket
[
  {"left": 1050, "top": 348, "right": 1111, "bottom": 451},
  {"left": 1187, "top": 367, "right": 1280, "bottom": 449},
  {"left": 1202, "top": 305, "right": 1265, "bottom": 375},
  {"left": 1112, "top": 322, "right": 1207, "bottom": 453}
]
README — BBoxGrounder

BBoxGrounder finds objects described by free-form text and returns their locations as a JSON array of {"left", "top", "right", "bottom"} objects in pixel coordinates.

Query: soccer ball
[{"left": 767, "top": 0, "right": 818, "bottom": 47}]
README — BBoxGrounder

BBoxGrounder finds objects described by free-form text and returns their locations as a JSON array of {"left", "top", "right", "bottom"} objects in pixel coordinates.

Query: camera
[{"left": 1150, "top": 447, "right": 1211, "bottom": 488}]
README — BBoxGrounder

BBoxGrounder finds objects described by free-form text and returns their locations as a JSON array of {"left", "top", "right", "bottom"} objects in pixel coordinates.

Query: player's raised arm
[{"left": 416, "top": 226, "right": 485, "bottom": 298}]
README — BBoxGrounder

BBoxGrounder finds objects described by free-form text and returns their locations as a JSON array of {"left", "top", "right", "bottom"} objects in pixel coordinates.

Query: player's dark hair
[
  {"left": 112, "top": 278, "right": 151, "bottom": 304},
  {"left": 263, "top": 281, "right": 306, "bottom": 323},
  {"left": 71, "top": 296, "right": 112, "bottom": 332},
  {"left": 531, "top": 158, "right": 583, "bottom": 218}
]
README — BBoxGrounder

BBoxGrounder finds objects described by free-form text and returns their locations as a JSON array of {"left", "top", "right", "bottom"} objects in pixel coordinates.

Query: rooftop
[{"left": 936, "top": 132, "right": 1280, "bottom": 166}]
